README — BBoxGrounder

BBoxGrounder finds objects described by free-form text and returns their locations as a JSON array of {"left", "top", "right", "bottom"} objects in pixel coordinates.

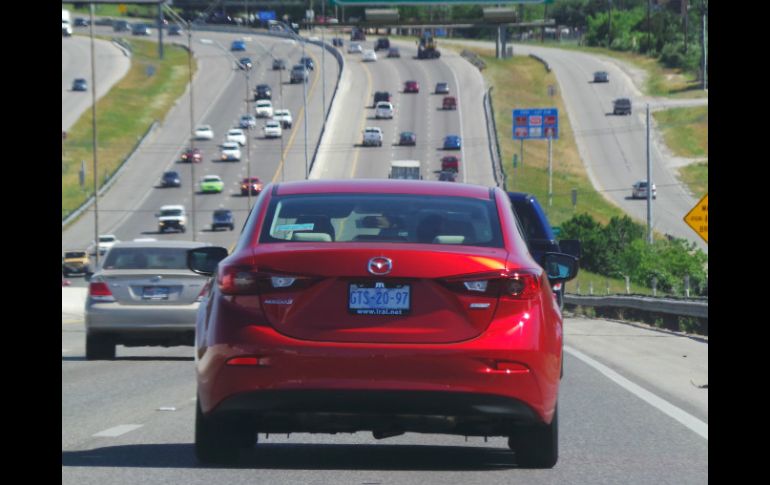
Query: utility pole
[
  {"left": 607, "top": 0, "right": 612, "bottom": 49},
  {"left": 646, "top": 104, "right": 653, "bottom": 244},
  {"left": 701, "top": 0, "right": 707, "bottom": 90},
  {"left": 89, "top": 3, "right": 100, "bottom": 267}
]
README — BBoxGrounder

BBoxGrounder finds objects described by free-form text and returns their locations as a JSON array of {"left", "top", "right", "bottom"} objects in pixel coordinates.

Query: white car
[
  {"left": 273, "top": 109, "right": 293, "bottom": 129},
  {"left": 362, "top": 49, "right": 377, "bottom": 62},
  {"left": 362, "top": 126, "right": 383, "bottom": 147},
  {"left": 255, "top": 100, "right": 274, "bottom": 118},
  {"left": 220, "top": 141, "right": 242, "bottom": 161},
  {"left": 194, "top": 125, "right": 214, "bottom": 140},
  {"left": 226, "top": 128, "right": 246, "bottom": 146},
  {"left": 263, "top": 120, "right": 283, "bottom": 138},
  {"left": 89, "top": 234, "right": 120, "bottom": 255},
  {"left": 632, "top": 181, "right": 657, "bottom": 199},
  {"left": 375, "top": 101, "right": 394, "bottom": 119},
  {"left": 348, "top": 43, "right": 363, "bottom": 54}
]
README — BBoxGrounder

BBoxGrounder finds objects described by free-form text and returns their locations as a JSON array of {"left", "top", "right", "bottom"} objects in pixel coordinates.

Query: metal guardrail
[
  {"left": 528, "top": 53, "right": 551, "bottom": 72},
  {"left": 482, "top": 87, "right": 506, "bottom": 190},
  {"left": 564, "top": 294, "right": 708, "bottom": 319}
]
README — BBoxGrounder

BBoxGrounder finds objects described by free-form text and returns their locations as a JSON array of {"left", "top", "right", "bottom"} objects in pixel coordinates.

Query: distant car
[
  {"left": 226, "top": 128, "right": 246, "bottom": 146},
  {"left": 375, "top": 101, "right": 394, "bottom": 119},
  {"left": 332, "top": 38, "right": 344, "bottom": 47},
  {"left": 89, "top": 234, "right": 120, "bottom": 256},
  {"left": 299, "top": 56, "right": 315, "bottom": 70},
  {"left": 442, "top": 96, "right": 457, "bottom": 110},
  {"left": 200, "top": 175, "right": 224, "bottom": 194},
  {"left": 404, "top": 80, "right": 420, "bottom": 93},
  {"left": 263, "top": 120, "right": 283, "bottom": 138},
  {"left": 131, "top": 23, "right": 151, "bottom": 35},
  {"left": 362, "top": 50, "right": 378, "bottom": 62},
  {"left": 181, "top": 147, "right": 202, "bottom": 163},
  {"left": 254, "top": 84, "right": 272, "bottom": 101},
  {"left": 72, "top": 78, "right": 88, "bottom": 91},
  {"left": 160, "top": 170, "right": 181, "bottom": 188},
  {"left": 231, "top": 40, "right": 247, "bottom": 51},
  {"left": 157, "top": 205, "right": 187, "bottom": 233},
  {"left": 273, "top": 109, "right": 293, "bottom": 129},
  {"left": 74, "top": 17, "right": 89, "bottom": 27},
  {"left": 631, "top": 180, "right": 657, "bottom": 199},
  {"left": 113, "top": 20, "right": 130, "bottom": 32},
  {"left": 168, "top": 24, "right": 182, "bottom": 36},
  {"left": 399, "top": 131, "right": 417, "bottom": 146},
  {"left": 387, "top": 47, "right": 400, "bottom": 58},
  {"left": 194, "top": 125, "right": 214, "bottom": 140},
  {"left": 240, "top": 176, "right": 263, "bottom": 196},
  {"left": 593, "top": 71, "right": 609, "bottom": 83},
  {"left": 84, "top": 240, "right": 210, "bottom": 360},
  {"left": 435, "top": 82, "right": 450, "bottom": 94},
  {"left": 443, "top": 136, "right": 462, "bottom": 150},
  {"left": 374, "top": 37, "right": 390, "bottom": 51},
  {"left": 373, "top": 91, "right": 391, "bottom": 106},
  {"left": 211, "top": 209, "right": 234, "bottom": 231},
  {"left": 62, "top": 250, "right": 91, "bottom": 276},
  {"left": 220, "top": 142, "right": 242, "bottom": 161},
  {"left": 255, "top": 100, "right": 274, "bottom": 118},
  {"left": 441, "top": 155, "right": 460, "bottom": 172},
  {"left": 438, "top": 170, "right": 458, "bottom": 182},
  {"left": 290, "top": 65, "right": 309, "bottom": 83},
  {"left": 348, "top": 43, "right": 363, "bottom": 54},
  {"left": 237, "top": 57, "right": 253, "bottom": 70},
  {"left": 613, "top": 98, "right": 632, "bottom": 115},
  {"left": 272, "top": 58, "right": 286, "bottom": 70},
  {"left": 239, "top": 114, "right": 257, "bottom": 129},
  {"left": 362, "top": 126, "right": 383, "bottom": 147}
]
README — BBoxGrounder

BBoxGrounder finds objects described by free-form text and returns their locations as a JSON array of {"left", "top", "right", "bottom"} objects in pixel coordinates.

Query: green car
[{"left": 200, "top": 175, "right": 224, "bottom": 194}]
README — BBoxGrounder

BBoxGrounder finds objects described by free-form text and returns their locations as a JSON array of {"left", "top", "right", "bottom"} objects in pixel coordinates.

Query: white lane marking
[
  {"left": 565, "top": 346, "right": 708, "bottom": 440},
  {"left": 92, "top": 424, "right": 143, "bottom": 438},
  {"left": 157, "top": 407, "right": 177, "bottom": 412}
]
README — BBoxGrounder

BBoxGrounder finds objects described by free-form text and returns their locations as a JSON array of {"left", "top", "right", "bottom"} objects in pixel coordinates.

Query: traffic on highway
[{"left": 63, "top": 4, "right": 707, "bottom": 483}]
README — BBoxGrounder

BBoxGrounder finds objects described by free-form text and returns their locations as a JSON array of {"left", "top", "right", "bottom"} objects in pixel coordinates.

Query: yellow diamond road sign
[{"left": 684, "top": 194, "right": 708, "bottom": 243}]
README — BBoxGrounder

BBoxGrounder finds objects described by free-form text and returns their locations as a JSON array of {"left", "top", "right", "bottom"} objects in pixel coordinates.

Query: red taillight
[
  {"left": 88, "top": 279, "right": 115, "bottom": 302},
  {"left": 440, "top": 270, "right": 541, "bottom": 299},
  {"left": 218, "top": 264, "right": 319, "bottom": 295},
  {"left": 226, "top": 356, "right": 270, "bottom": 366},
  {"left": 196, "top": 280, "right": 211, "bottom": 302}
]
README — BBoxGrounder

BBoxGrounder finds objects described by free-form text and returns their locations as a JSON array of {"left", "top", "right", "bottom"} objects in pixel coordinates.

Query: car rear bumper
[{"left": 86, "top": 302, "right": 199, "bottom": 330}]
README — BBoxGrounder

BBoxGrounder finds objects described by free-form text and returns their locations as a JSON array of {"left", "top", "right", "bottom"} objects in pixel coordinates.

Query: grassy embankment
[
  {"left": 652, "top": 106, "right": 708, "bottom": 198},
  {"left": 62, "top": 38, "right": 195, "bottom": 221}
]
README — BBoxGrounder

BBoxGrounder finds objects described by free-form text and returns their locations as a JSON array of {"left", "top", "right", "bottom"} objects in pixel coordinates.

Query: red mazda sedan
[{"left": 188, "top": 179, "right": 577, "bottom": 467}]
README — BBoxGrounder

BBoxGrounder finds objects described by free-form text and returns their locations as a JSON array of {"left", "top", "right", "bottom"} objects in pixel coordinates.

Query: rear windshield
[
  {"left": 102, "top": 247, "right": 189, "bottom": 270},
  {"left": 65, "top": 251, "right": 86, "bottom": 258},
  {"left": 260, "top": 194, "right": 503, "bottom": 247}
]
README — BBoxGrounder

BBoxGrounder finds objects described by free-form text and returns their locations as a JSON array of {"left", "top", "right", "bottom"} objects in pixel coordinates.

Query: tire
[
  {"left": 195, "top": 398, "right": 255, "bottom": 465},
  {"left": 229, "top": 224, "right": 234, "bottom": 231},
  {"left": 85, "top": 334, "right": 116, "bottom": 360},
  {"left": 508, "top": 405, "right": 558, "bottom": 468}
]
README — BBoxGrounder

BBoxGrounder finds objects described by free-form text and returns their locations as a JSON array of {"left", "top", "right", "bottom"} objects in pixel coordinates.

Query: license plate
[
  {"left": 348, "top": 282, "right": 410, "bottom": 315},
  {"left": 143, "top": 286, "right": 169, "bottom": 300}
]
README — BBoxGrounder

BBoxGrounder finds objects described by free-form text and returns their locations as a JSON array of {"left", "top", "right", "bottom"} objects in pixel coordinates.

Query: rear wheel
[
  {"left": 195, "top": 398, "right": 255, "bottom": 465},
  {"left": 508, "top": 405, "right": 558, "bottom": 468},
  {"left": 85, "top": 334, "right": 115, "bottom": 360}
]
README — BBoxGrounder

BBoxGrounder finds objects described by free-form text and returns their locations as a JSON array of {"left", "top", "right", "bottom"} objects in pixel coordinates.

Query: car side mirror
[
  {"left": 558, "top": 239, "right": 581, "bottom": 259},
  {"left": 188, "top": 247, "right": 229, "bottom": 276},
  {"left": 543, "top": 252, "right": 579, "bottom": 283}
]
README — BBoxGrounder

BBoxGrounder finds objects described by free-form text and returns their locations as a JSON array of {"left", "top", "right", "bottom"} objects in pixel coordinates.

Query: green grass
[
  {"left": 565, "top": 269, "right": 666, "bottom": 296},
  {"left": 62, "top": 38, "right": 195, "bottom": 220},
  {"left": 678, "top": 162, "right": 708, "bottom": 199},
  {"left": 63, "top": 3, "right": 156, "bottom": 19},
  {"left": 653, "top": 106, "right": 708, "bottom": 158}
]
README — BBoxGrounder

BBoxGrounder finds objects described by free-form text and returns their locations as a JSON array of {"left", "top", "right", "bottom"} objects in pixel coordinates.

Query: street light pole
[
  {"left": 89, "top": 3, "right": 100, "bottom": 267},
  {"left": 245, "top": 65, "right": 253, "bottom": 210},
  {"left": 302, "top": 39, "right": 309, "bottom": 179}
]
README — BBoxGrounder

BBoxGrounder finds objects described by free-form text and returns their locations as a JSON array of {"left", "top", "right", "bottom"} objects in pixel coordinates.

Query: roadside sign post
[{"left": 513, "top": 108, "right": 558, "bottom": 210}]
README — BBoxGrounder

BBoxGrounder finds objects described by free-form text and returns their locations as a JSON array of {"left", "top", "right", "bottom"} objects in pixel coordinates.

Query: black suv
[
  {"left": 374, "top": 37, "right": 390, "bottom": 51},
  {"left": 373, "top": 91, "right": 391, "bottom": 106},
  {"left": 254, "top": 84, "right": 272, "bottom": 101},
  {"left": 211, "top": 209, "right": 235, "bottom": 231},
  {"left": 613, "top": 98, "right": 632, "bottom": 115},
  {"left": 272, "top": 58, "right": 286, "bottom": 70},
  {"left": 299, "top": 56, "right": 315, "bottom": 70},
  {"left": 507, "top": 192, "right": 581, "bottom": 310}
]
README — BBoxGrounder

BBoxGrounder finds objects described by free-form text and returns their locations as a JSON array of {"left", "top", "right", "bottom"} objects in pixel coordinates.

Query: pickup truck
[
  {"left": 362, "top": 127, "right": 383, "bottom": 147},
  {"left": 507, "top": 192, "right": 581, "bottom": 310},
  {"left": 156, "top": 205, "right": 187, "bottom": 233}
]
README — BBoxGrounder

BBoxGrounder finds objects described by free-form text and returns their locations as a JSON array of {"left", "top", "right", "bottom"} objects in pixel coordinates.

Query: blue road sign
[
  {"left": 513, "top": 108, "right": 559, "bottom": 140},
  {"left": 258, "top": 11, "right": 277, "bottom": 21}
]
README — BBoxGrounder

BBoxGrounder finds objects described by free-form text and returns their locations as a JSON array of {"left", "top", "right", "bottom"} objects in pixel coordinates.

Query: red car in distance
[
  {"left": 441, "top": 155, "right": 460, "bottom": 172},
  {"left": 188, "top": 179, "right": 578, "bottom": 467},
  {"left": 240, "top": 177, "right": 263, "bottom": 196},
  {"left": 404, "top": 80, "right": 420, "bottom": 93},
  {"left": 181, "top": 147, "right": 202, "bottom": 163},
  {"left": 442, "top": 96, "right": 457, "bottom": 110}
]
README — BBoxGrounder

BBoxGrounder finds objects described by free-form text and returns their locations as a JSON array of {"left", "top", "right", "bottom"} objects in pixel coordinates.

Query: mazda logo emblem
[{"left": 367, "top": 257, "right": 392, "bottom": 275}]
